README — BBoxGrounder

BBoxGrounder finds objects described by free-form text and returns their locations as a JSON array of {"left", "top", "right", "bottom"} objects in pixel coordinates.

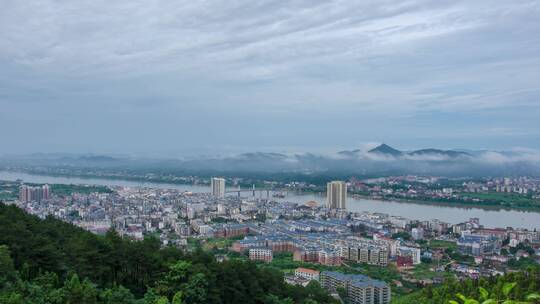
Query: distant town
[
  {"left": 1, "top": 176, "right": 539, "bottom": 304},
  {"left": 3, "top": 167, "right": 540, "bottom": 211}
]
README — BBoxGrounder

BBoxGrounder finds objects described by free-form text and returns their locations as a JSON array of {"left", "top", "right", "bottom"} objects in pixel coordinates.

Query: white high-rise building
[
  {"left": 411, "top": 228, "right": 424, "bottom": 240},
  {"left": 211, "top": 177, "right": 226, "bottom": 198},
  {"left": 327, "top": 181, "right": 346, "bottom": 209}
]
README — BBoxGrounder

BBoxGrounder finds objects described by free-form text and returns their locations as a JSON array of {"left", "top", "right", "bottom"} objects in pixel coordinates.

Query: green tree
[
  {"left": 337, "top": 287, "right": 348, "bottom": 304},
  {"left": 172, "top": 291, "right": 183, "bottom": 304},
  {"left": 0, "top": 245, "right": 16, "bottom": 283},
  {"left": 449, "top": 283, "right": 540, "bottom": 304},
  {"left": 139, "top": 288, "right": 160, "bottom": 304},
  {"left": 181, "top": 273, "right": 208, "bottom": 304},
  {"left": 61, "top": 274, "right": 98, "bottom": 304},
  {"left": 263, "top": 294, "right": 295, "bottom": 304},
  {"left": 155, "top": 260, "right": 191, "bottom": 297},
  {"left": 100, "top": 285, "right": 136, "bottom": 304},
  {"left": 155, "top": 297, "right": 170, "bottom": 304}
]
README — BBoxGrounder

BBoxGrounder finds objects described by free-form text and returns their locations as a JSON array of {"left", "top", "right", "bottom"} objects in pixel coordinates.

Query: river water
[{"left": 1, "top": 171, "right": 538, "bottom": 230}]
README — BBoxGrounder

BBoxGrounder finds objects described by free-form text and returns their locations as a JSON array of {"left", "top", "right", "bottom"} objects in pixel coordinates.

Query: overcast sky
[{"left": 1, "top": 0, "right": 539, "bottom": 157}]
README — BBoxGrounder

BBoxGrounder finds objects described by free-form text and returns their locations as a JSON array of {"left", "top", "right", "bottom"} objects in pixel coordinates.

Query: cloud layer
[{"left": 1, "top": 0, "right": 539, "bottom": 155}]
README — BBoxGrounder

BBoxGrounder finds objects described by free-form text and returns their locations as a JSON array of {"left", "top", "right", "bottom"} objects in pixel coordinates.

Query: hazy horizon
[
  {"left": 2, "top": 142, "right": 540, "bottom": 160},
  {"left": 1, "top": 1, "right": 539, "bottom": 156}
]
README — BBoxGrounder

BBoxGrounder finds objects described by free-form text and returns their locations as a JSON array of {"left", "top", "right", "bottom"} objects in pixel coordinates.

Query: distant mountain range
[
  {"left": 1, "top": 144, "right": 539, "bottom": 176},
  {"left": 351, "top": 144, "right": 471, "bottom": 159},
  {"left": 336, "top": 143, "right": 473, "bottom": 161}
]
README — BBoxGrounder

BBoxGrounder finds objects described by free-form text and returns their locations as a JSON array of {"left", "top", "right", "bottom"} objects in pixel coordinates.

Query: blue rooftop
[{"left": 321, "top": 271, "right": 388, "bottom": 288}]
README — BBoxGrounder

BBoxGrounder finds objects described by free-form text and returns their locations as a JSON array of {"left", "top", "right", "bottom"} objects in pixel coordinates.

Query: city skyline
[
  {"left": 1, "top": 1, "right": 540, "bottom": 156},
  {"left": 1, "top": 1, "right": 539, "bottom": 303}
]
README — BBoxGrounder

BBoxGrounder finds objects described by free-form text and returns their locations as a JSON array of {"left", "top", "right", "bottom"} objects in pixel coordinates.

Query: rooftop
[
  {"left": 321, "top": 271, "right": 388, "bottom": 288},
  {"left": 296, "top": 267, "right": 320, "bottom": 275}
]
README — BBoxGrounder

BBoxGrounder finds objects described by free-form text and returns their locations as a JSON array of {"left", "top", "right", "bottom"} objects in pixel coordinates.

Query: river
[{"left": 1, "top": 171, "right": 539, "bottom": 230}]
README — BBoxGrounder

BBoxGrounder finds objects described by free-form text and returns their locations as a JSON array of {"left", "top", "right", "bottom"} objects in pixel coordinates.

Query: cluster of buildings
[
  {"left": 346, "top": 175, "right": 540, "bottom": 203},
  {"left": 229, "top": 217, "right": 424, "bottom": 269},
  {"left": 321, "top": 271, "right": 390, "bottom": 304},
  {"left": 466, "top": 177, "right": 539, "bottom": 195},
  {"left": 457, "top": 233, "right": 501, "bottom": 256},
  {"left": 4, "top": 176, "right": 539, "bottom": 302},
  {"left": 19, "top": 184, "right": 51, "bottom": 202},
  {"left": 283, "top": 267, "right": 391, "bottom": 304}
]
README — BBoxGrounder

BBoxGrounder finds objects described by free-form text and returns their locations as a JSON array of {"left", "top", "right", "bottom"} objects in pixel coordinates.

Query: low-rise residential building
[
  {"left": 320, "top": 271, "right": 391, "bottom": 304},
  {"left": 319, "top": 249, "right": 342, "bottom": 266},
  {"left": 249, "top": 247, "right": 273, "bottom": 262},
  {"left": 457, "top": 234, "right": 501, "bottom": 256},
  {"left": 212, "top": 223, "right": 250, "bottom": 238},
  {"left": 341, "top": 245, "right": 388, "bottom": 266},
  {"left": 397, "top": 246, "right": 421, "bottom": 265},
  {"left": 295, "top": 268, "right": 320, "bottom": 281},
  {"left": 337, "top": 237, "right": 389, "bottom": 266}
]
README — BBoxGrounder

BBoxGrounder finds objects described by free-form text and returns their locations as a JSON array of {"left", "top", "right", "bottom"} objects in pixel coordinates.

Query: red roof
[{"left": 296, "top": 267, "right": 320, "bottom": 275}]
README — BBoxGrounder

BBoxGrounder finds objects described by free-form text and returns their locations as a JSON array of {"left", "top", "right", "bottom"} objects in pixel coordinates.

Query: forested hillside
[
  {"left": 0, "top": 204, "right": 336, "bottom": 304},
  {"left": 1, "top": 203, "right": 539, "bottom": 304}
]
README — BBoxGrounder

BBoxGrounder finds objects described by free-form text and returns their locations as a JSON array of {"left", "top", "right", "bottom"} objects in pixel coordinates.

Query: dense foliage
[
  {"left": 0, "top": 204, "right": 337, "bottom": 304},
  {"left": 394, "top": 267, "right": 540, "bottom": 304},
  {"left": 2, "top": 203, "right": 539, "bottom": 303},
  {"left": 449, "top": 282, "right": 540, "bottom": 304}
]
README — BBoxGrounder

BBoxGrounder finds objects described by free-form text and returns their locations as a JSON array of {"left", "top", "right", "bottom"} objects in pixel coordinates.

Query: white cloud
[
  {"left": 478, "top": 150, "right": 540, "bottom": 165},
  {"left": 0, "top": 0, "right": 539, "bottom": 154}
]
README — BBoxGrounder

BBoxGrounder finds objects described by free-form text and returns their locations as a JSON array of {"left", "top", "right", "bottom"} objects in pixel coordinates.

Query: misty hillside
[{"left": 1, "top": 144, "right": 539, "bottom": 177}]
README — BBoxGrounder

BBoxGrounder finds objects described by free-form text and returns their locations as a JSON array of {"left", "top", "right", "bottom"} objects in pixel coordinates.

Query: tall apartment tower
[
  {"left": 327, "top": 181, "right": 346, "bottom": 209},
  {"left": 19, "top": 185, "right": 29, "bottom": 202},
  {"left": 42, "top": 184, "right": 50, "bottom": 200},
  {"left": 211, "top": 177, "right": 226, "bottom": 198}
]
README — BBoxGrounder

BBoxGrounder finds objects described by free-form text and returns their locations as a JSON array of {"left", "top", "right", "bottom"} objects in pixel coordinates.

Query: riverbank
[
  {"left": 2, "top": 169, "right": 540, "bottom": 213},
  {"left": 1, "top": 170, "right": 539, "bottom": 229},
  {"left": 348, "top": 193, "right": 540, "bottom": 213},
  {"left": 289, "top": 188, "right": 540, "bottom": 213}
]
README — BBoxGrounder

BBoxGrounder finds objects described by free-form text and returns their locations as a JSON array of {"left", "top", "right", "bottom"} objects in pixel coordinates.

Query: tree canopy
[{"left": 0, "top": 204, "right": 337, "bottom": 304}]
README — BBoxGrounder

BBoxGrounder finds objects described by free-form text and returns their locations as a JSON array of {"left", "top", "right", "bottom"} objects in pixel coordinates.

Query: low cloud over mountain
[{"left": 2, "top": 144, "right": 540, "bottom": 177}]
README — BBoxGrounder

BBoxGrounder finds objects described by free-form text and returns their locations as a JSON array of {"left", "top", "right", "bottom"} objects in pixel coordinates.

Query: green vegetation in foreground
[
  {"left": 393, "top": 267, "right": 540, "bottom": 304},
  {"left": 1, "top": 203, "right": 539, "bottom": 303},
  {"left": 0, "top": 204, "right": 337, "bottom": 304}
]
